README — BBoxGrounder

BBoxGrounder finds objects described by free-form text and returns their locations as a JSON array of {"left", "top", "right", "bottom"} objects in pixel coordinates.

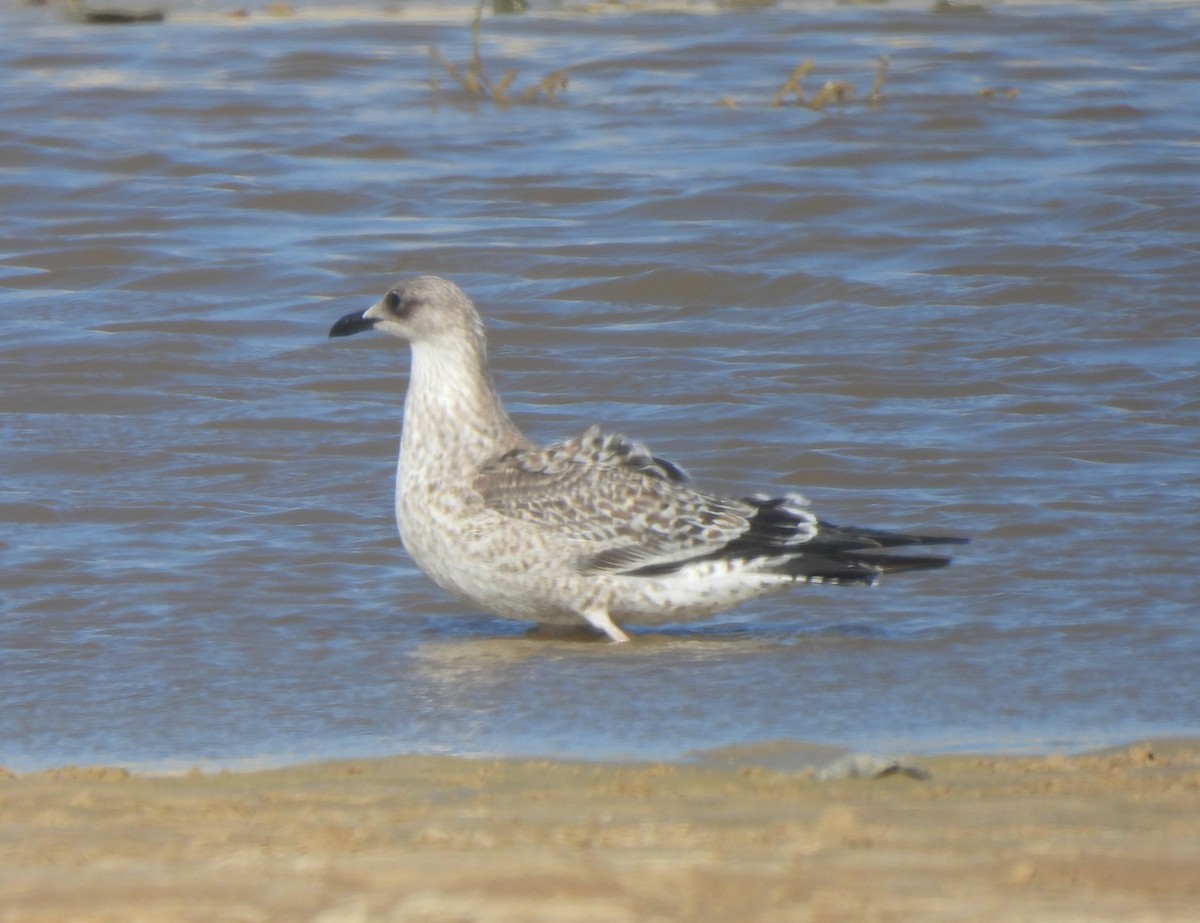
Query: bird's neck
[{"left": 398, "top": 336, "right": 528, "bottom": 478}]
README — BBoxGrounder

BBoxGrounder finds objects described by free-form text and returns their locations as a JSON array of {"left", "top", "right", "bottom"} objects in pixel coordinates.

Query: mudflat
[{"left": 3, "top": 739, "right": 1198, "bottom": 921}]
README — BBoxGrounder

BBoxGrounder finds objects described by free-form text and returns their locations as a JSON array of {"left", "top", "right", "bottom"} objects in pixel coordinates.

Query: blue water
[{"left": 1, "top": 0, "right": 1198, "bottom": 772}]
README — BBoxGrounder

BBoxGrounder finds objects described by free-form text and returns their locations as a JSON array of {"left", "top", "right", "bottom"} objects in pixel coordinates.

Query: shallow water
[{"left": 2, "top": 0, "right": 1198, "bottom": 772}]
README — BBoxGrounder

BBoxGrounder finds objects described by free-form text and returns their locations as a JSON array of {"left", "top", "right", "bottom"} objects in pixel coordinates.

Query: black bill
[{"left": 328, "top": 309, "right": 376, "bottom": 338}]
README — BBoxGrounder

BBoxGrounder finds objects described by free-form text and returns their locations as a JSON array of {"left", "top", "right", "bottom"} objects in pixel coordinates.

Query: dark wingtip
[
  {"left": 922, "top": 535, "right": 970, "bottom": 545},
  {"left": 815, "top": 522, "right": 969, "bottom": 550},
  {"left": 328, "top": 309, "right": 376, "bottom": 339}
]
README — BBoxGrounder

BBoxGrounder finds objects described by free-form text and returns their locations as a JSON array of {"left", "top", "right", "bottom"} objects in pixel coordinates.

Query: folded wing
[{"left": 473, "top": 425, "right": 964, "bottom": 584}]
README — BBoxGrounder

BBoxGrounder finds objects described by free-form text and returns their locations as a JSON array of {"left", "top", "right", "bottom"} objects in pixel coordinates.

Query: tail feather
[
  {"left": 777, "top": 520, "right": 966, "bottom": 585},
  {"left": 849, "top": 551, "right": 956, "bottom": 573},
  {"left": 782, "top": 550, "right": 956, "bottom": 585}
]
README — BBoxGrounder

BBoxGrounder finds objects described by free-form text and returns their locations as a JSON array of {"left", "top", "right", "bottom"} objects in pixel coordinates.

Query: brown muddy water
[{"left": 1, "top": 0, "right": 1197, "bottom": 772}]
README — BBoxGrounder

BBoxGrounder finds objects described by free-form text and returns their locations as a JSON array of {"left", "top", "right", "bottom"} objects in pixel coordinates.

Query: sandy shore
[{"left": 2, "top": 739, "right": 1198, "bottom": 922}]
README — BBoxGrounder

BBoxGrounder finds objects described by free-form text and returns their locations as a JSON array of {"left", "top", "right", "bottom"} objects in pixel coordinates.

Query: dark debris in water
[
  {"left": 932, "top": 0, "right": 990, "bottom": 14},
  {"left": 66, "top": 0, "right": 164, "bottom": 24}
]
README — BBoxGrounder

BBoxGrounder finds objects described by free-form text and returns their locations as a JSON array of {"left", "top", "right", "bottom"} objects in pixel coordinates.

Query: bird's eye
[{"left": 385, "top": 290, "right": 401, "bottom": 312}]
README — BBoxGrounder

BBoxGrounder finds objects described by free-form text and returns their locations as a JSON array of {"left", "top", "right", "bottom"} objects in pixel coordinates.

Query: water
[{"left": 2, "top": 0, "right": 1198, "bottom": 773}]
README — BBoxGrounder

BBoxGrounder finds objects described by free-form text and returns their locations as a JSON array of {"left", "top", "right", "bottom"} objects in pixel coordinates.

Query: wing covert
[{"left": 472, "top": 426, "right": 754, "bottom": 571}]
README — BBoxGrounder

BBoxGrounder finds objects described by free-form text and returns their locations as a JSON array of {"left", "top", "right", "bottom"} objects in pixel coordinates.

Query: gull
[{"left": 329, "top": 275, "right": 965, "bottom": 643}]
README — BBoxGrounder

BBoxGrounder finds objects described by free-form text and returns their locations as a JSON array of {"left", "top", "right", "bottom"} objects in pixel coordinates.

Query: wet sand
[{"left": 2, "top": 739, "right": 1198, "bottom": 922}]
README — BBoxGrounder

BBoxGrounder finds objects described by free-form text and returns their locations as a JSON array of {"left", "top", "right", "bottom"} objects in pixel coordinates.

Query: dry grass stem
[
  {"left": 770, "top": 60, "right": 815, "bottom": 107},
  {"left": 429, "top": 2, "right": 568, "bottom": 108},
  {"left": 868, "top": 54, "right": 889, "bottom": 107}
]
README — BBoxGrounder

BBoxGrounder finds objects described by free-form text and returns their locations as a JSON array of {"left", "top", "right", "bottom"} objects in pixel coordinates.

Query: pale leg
[{"left": 580, "top": 609, "right": 631, "bottom": 643}]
